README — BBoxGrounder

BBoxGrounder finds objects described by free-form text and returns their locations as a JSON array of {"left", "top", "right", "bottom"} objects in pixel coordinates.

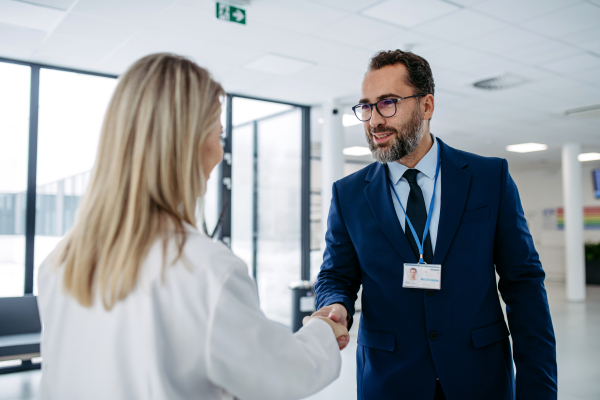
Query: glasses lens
[
  {"left": 354, "top": 104, "right": 371, "bottom": 121},
  {"left": 377, "top": 99, "right": 396, "bottom": 117}
]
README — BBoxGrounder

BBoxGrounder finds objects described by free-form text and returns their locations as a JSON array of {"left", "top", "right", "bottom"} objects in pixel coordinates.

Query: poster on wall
[{"left": 554, "top": 207, "right": 600, "bottom": 230}]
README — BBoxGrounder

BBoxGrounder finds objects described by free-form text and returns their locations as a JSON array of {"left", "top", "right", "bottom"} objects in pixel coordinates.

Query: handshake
[{"left": 302, "top": 303, "right": 350, "bottom": 350}]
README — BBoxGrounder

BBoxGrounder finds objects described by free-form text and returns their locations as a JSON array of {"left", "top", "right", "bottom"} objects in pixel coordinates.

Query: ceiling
[{"left": 1, "top": 0, "right": 600, "bottom": 170}]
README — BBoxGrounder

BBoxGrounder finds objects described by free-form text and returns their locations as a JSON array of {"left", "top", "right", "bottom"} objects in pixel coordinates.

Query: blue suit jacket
[{"left": 315, "top": 139, "right": 557, "bottom": 399}]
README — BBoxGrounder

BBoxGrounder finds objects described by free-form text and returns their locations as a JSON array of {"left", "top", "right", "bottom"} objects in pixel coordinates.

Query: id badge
[{"left": 403, "top": 263, "right": 442, "bottom": 290}]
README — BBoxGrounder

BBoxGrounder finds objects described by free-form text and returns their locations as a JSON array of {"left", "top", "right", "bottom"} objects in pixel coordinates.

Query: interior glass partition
[
  {"left": 0, "top": 62, "right": 30, "bottom": 297},
  {"left": 230, "top": 97, "right": 305, "bottom": 326}
]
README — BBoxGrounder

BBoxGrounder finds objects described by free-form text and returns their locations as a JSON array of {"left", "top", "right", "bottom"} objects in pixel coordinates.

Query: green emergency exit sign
[{"left": 216, "top": 3, "right": 246, "bottom": 25}]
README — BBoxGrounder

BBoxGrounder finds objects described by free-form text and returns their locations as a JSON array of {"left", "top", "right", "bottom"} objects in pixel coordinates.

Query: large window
[
  {"left": 0, "top": 62, "right": 30, "bottom": 297},
  {"left": 0, "top": 58, "right": 312, "bottom": 332},
  {"left": 33, "top": 69, "right": 118, "bottom": 294}
]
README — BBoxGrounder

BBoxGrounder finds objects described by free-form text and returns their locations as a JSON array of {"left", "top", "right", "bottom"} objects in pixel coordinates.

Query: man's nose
[{"left": 369, "top": 109, "right": 386, "bottom": 129}]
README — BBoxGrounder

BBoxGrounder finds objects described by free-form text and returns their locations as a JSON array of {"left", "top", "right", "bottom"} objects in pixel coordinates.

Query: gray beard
[{"left": 366, "top": 105, "right": 424, "bottom": 163}]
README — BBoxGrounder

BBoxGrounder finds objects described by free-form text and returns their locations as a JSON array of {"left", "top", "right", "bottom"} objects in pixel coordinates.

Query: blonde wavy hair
[{"left": 55, "top": 53, "right": 224, "bottom": 310}]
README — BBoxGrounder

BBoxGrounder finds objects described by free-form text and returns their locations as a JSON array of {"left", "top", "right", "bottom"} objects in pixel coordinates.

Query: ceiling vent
[{"left": 472, "top": 73, "right": 528, "bottom": 91}]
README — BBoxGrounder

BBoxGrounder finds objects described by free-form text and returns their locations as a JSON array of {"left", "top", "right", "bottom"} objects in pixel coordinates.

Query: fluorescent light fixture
[
  {"left": 342, "top": 114, "right": 362, "bottom": 127},
  {"left": 244, "top": 54, "right": 314, "bottom": 76},
  {"left": 578, "top": 153, "right": 600, "bottom": 162},
  {"left": 343, "top": 146, "right": 371, "bottom": 156},
  {"left": 506, "top": 143, "right": 548, "bottom": 153},
  {"left": 32, "top": 357, "right": 43, "bottom": 364}
]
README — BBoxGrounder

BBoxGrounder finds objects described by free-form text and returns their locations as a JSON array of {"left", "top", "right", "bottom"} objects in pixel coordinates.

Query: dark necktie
[{"left": 403, "top": 169, "right": 433, "bottom": 264}]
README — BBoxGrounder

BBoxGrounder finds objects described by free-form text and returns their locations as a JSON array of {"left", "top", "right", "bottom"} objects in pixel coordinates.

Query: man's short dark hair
[
  {"left": 410, "top": 268, "right": 417, "bottom": 272},
  {"left": 368, "top": 50, "right": 435, "bottom": 96}
]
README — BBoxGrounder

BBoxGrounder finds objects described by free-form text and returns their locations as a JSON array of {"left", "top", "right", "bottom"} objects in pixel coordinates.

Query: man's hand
[
  {"left": 303, "top": 316, "right": 350, "bottom": 350},
  {"left": 310, "top": 304, "right": 350, "bottom": 350}
]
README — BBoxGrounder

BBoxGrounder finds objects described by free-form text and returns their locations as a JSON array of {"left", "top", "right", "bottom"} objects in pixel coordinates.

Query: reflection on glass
[
  {"left": 230, "top": 97, "right": 301, "bottom": 326},
  {"left": 0, "top": 62, "right": 30, "bottom": 297},
  {"left": 33, "top": 69, "right": 117, "bottom": 294}
]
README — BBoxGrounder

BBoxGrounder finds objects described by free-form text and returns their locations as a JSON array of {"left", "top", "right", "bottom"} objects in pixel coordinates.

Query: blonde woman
[{"left": 37, "top": 53, "right": 348, "bottom": 400}]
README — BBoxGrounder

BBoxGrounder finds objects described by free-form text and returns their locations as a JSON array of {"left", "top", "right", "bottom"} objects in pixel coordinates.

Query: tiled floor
[{"left": 1, "top": 282, "right": 599, "bottom": 400}]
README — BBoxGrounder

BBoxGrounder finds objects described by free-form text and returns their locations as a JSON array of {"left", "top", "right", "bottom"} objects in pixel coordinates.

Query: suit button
[
  {"left": 429, "top": 331, "right": 438, "bottom": 341},
  {"left": 426, "top": 289, "right": 434, "bottom": 297}
]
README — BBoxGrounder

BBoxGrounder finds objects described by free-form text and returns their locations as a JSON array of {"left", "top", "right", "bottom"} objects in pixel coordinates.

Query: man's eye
[{"left": 379, "top": 99, "right": 394, "bottom": 108}]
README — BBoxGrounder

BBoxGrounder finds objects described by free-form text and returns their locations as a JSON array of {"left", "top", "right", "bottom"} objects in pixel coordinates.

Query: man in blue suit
[{"left": 313, "top": 50, "right": 557, "bottom": 399}]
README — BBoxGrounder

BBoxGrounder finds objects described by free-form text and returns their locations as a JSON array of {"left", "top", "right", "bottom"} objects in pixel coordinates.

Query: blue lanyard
[{"left": 387, "top": 143, "right": 440, "bottom": 264}]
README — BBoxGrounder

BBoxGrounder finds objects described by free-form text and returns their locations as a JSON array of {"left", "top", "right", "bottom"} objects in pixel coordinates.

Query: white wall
[{"left": 511, "top": 161, "right": 600, "bottom": 282}]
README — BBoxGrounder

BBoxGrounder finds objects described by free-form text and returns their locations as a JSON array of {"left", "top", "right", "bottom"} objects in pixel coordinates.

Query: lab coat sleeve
[{"left": 206, "top": 263, "right": 342, "bottom": 400}]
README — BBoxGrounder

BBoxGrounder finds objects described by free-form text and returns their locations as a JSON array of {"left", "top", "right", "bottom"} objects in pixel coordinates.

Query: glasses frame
[{"left": 352, "top": 93, "right": 426, "bottom": 122}]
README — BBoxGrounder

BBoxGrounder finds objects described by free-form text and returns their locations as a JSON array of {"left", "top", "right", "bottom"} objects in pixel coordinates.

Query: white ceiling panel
[
  {"left": 572, "top": 67, "right": 600, "bottom": 87},
  {"left": 149, "top": 5, "right": 302, "bottom": 53},
  {"left": 0, "top": 0, "right": 64, "bottom": 31},
  {"left": 0, "top": 43, "right": 35, "bottom": 60},
  {"left": 312, "top": 14, "right": 406, "bottom": 47},
  {"left": 267, "top": 35, "right": 349, "bottom": 64},
  {"left": 15, "top": 0, "right": 76, "bottom": 11},
  {"left": 562, "top": 26, "right": 600, "bottom": 46},
  {"left": 361, "top": 0, "right": 460, "bottom": 28},
  {"left": 448, "top": 0, "right": 487, "bottom": 5},
  {"left": 424, "top": 45, "right": 507, "bottom": 76},
  {"left": 248, "top": 0, "right": 348, "bottom": 34},
  {"left": 292, "top": 64, "right": 364, "bottom": 89},
  {"left": 413, "top": 9, "right": 507, "bottom": 42},
  {"left": 54, "top": 12, "right": 137, "bottom": 47},
  {"left": 307, "top": 0, "right": 381, "bottom": 13},
  {"left": 244, "top": 54, "right": 315, "bottom": 76},
  {"left": 504, "top": 39, "right": 581, "bottom": 65},
  {"left": 96, "top": 28, "right": 256, "bottom": 75},
  {"left": 524, "top": 2, "right": 600, "bottom": 38},
  {"left": 524, "top": 77, "right": 600, "bottom": 106},
  {"left": 0, "top": 23, "right": 46, "bottom": 50},
  {"left": 541, "top": 52, "right": 600, "bottom": 74},
  {"left": 175, "top": 0, "right": 213, "bottom": 11},
  {"left": 32, "top": 33, "right": 114, "bottom": 70},
  {"left": 473, "top": 0, "right": 580, "bottom": 24},
  {"left": 463, "top": 27, "right": 547, "bottom": 55},
  {"left": 73, "top": 0, "right": 176, "bottom": 25},
  {"left": 363, "top": 30, "right": 448, "bottom": 55}
]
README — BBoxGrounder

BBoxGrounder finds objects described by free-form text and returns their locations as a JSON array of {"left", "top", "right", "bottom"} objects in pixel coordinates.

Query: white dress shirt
[
  {"left": 37, "top": 224, "right": 340, "bottom": 400},
  {"left": 387, "top": 134, "right": 442, "bottom": 252}
]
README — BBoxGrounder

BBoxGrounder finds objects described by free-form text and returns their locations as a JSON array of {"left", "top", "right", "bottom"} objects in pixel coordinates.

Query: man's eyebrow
[{"left": 357, "top": 93, "right": 403, "bottom": 104}]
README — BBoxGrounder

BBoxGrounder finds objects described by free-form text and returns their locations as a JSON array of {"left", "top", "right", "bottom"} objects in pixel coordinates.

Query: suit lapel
[
  {"left": 364, "top": 163, "right": 417, "bottom": 263},
  {"left": 432, "top": 139, "right": 471, "bottom": 265}
]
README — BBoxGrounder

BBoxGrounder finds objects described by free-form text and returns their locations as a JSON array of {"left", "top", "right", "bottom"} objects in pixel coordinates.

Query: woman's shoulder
[{"left": 180, "top": 224, "right": 247, "bottom": 280}]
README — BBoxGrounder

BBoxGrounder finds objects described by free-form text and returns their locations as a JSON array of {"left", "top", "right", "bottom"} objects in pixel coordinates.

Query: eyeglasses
[{"left": 352, "top": 94, "right": 426, "bottom": 122}]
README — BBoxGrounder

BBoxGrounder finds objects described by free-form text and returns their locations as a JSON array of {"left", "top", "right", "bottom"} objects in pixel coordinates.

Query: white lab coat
[{"left": 37, "top": 224, "right": 341, "bottom": 400}]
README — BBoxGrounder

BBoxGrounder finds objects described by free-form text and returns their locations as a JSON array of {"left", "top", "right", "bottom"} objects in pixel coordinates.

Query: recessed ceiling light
[
  {"left": 506, "top": 143, "right": 548, "bottom": 153},
  {"left": 244, "top": 54, "right": 314, "bottom": 76},
  {"left": 578, "top": 153, "right": 600, "bottom": 162},
  {"left": 318, "top": 118, "right": 324, "bottom": 124},
  {"left": 343, "top": 146, "right": 371, "bottom": 156},
  {"left": 342, "top": 114, "right": 361, "bottom": 127}
]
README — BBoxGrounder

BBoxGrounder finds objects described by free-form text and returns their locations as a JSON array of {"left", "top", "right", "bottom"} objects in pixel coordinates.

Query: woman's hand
[{"left": 303, "top": 316, "right": 350, "bottom": 350}]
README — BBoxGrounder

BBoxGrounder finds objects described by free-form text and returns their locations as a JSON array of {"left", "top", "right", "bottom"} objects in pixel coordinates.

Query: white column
[
  {"left": 562, "top": 143, "right": 586, "bottom": 302},
  {"left": 321, "top": 100, "right": 345, "bottom": 252}
]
